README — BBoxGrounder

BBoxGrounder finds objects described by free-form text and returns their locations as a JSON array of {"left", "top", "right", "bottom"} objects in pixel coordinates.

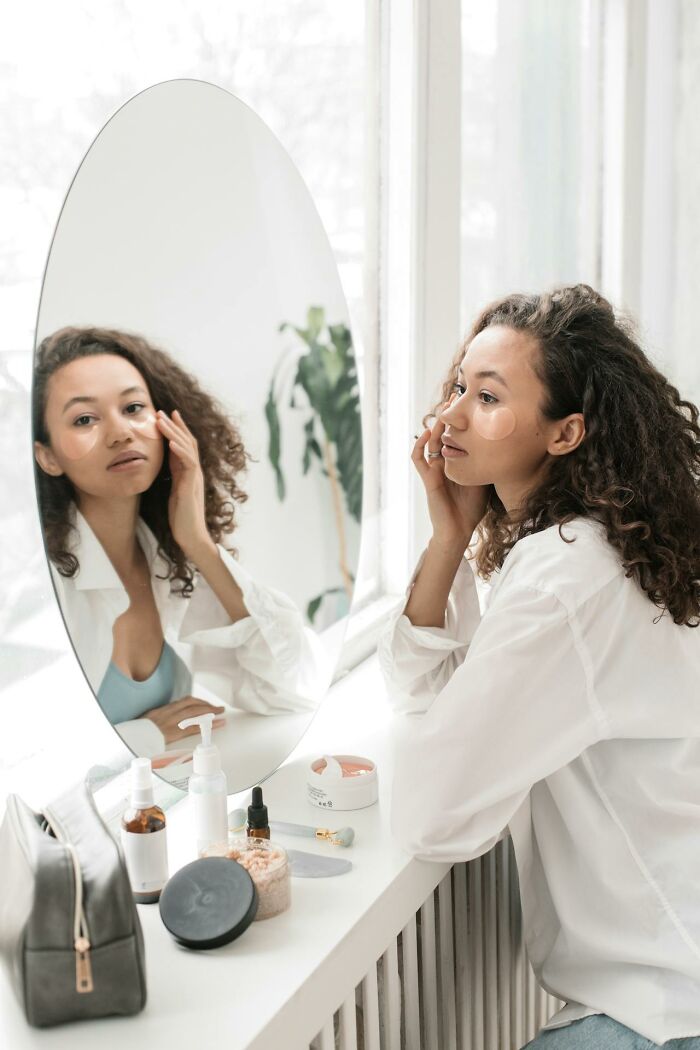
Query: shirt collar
[{"left": 69, "top": 505, "right": 169, "bottom": 591}]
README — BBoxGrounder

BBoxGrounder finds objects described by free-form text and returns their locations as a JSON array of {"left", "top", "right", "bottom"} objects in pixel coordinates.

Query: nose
[
  {"left": 439, "top": 390, "right": 467, "bottom": 427},
  {"left": 105, "top": 409, "right": 133, "bottom": 445}
]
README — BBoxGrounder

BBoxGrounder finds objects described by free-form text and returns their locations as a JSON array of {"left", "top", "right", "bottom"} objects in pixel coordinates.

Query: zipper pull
[{"left": 74, "top": 936, "right": 94, "bottom": 994}]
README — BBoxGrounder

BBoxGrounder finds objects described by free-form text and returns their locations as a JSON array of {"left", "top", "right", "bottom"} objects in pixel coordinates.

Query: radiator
[{"left": 310, "top": 835, "right": 564, "bottom": 1050}]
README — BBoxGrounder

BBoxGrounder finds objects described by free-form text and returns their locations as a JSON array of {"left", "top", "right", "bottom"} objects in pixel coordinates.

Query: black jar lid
[{"left": 159, "top": 857, "right": 258, "bottom": 949}]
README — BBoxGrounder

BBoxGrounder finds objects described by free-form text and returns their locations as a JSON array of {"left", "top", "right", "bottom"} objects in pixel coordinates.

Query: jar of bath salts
[{"left": 201, "top": 837, "right": 290, "bottom": 920}]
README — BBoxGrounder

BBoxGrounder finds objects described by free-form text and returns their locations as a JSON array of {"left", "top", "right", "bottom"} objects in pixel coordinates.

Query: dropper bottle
[{"left": 246, "top": 786, "right": 270, "bottom": 840}]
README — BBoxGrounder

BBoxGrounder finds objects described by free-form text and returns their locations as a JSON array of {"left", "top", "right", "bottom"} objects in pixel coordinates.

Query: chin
[
  {"left": 444, "top": 459, "right": 491, "bottom": 488},
  {"left": 443, "top": 459, "right": 470, "bottom": 484}
]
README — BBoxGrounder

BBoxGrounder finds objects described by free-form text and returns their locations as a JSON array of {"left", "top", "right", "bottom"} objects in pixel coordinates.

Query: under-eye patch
[
  {"left": 56, "top": 409, "right": 160, "bottom": 459},
  {"left": 472, "top": 404, "right": 516, "bottom": 440}
]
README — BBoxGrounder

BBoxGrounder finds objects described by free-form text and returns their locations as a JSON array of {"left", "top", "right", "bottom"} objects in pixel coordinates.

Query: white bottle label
[
  {"left": 120, "top": 826, "right": 169, "bottom": 893},
  {"left": 193, "top": 792, "right": 228, "bottom": 852}
]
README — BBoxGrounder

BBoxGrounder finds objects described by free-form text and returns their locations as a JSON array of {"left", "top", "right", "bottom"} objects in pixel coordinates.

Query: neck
[{"left": 77, "top": 494, "right": 142, "bottom": 575}]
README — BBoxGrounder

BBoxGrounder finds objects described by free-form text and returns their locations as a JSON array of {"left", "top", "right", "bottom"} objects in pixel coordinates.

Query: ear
[
  {"left": 547, "top": 413, "right": 586, "bottom": 457},
  {"left": 34, "top": 440, "right": 64, "bottom": 477}
]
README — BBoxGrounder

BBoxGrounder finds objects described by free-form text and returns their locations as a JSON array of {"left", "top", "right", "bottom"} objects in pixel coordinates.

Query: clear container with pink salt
[{"left": 200, "top": 837, "right": 290, "bottom": 920}]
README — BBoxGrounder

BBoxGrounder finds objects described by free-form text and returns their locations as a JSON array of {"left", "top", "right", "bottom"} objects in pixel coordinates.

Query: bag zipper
[{"left": 43, "top": 809, "right": 94, "bottom": 994}]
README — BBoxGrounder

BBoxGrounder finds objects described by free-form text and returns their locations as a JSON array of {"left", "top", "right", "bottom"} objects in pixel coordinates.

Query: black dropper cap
[{"left": 247, "top": 785, "right": 269, "bottom": 830}]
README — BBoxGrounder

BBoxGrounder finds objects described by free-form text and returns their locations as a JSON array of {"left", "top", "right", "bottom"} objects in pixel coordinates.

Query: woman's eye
[
  {"left": 480, "top": 392, "right": 498, "bottom": 404},
  {"left": 452, "top": 382, "right": 466, "bottom": 397},
  {"left": 73, "top": 415, "right": 95, "bottom": 427},
  {"left": 124, "top": 402, "right": 146, "bottom": 415}
]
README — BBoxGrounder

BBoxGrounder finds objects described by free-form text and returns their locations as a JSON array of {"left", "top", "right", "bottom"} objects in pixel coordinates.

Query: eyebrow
[
  {"left": 62, "top": 386, "right": 148, "bottom": 415},
  {"left": 457, "top": 366, "right": 510, "bottom": 391}
]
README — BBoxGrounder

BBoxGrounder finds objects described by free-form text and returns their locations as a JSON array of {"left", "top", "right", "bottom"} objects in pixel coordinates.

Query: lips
[
  {"left": 441, "top": 435, "right": 466, "bottom": 452},
  {"left": 107, "top": 451, "right": 146, "bottom": 468}
]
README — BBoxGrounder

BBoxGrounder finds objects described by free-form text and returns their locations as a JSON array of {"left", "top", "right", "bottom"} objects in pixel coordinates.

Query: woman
[
  {"left": 379, "top": 285, "right": 700, "bottom": 1048},
  {"left": 33, "top": 326, "right": 324, "bottom": 758}
]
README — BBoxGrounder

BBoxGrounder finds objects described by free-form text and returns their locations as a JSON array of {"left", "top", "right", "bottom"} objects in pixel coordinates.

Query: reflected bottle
[
  {"left": 120, "top": 757, "right": 169, "bottom": 903},
  {"left": 246, "top": 785, "right": 270, "bottom": 840}
]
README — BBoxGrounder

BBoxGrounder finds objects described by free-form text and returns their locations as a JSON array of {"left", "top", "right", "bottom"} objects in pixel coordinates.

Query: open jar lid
[{"left": 159, "top": 857, "right": 257, "bottom": 949}]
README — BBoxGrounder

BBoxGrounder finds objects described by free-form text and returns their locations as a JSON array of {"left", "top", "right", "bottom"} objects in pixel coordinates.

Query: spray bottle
[
  {"left": 120, "top": 757, "right": 169, "bottom": 903},
  {"left": 179, "top": 713, "right": 228, "bottom": 855}
]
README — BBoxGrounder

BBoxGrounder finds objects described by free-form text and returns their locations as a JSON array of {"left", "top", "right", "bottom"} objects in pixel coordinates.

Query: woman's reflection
[{"left": 32, "top": 326, "right": 323, "bottom": 758}]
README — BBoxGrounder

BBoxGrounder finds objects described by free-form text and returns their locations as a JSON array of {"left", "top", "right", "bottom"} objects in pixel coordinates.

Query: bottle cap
[
  {"left": 247, "top": 785, "right": 268, "bottom": 830},
  {"left": 130, "top": 757, "right": 155, "bottom": 808},
  {"left": 178, "top": 713, "right": 222, "bottom": 777},
  {"left": 159, "top": 858, "right": 257, "bottom": 949}
]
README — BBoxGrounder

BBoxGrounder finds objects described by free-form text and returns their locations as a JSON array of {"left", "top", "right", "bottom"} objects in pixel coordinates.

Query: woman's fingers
[
  {"left": 411, "top": 429, "right": 432, "bottom": 480},
  {"left": 167, "top": 439, "right": 197, "bottom": 467},
  {"left": 157, "top": 411, "right": 196, "bottom": 448},
  {"left": 175, "top": 696, "right": 225, "bottom": 712}
]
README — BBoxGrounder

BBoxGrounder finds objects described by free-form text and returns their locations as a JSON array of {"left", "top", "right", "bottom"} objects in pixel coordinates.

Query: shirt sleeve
[
  {"left": 113, "top": 717, "right": 166, "bottom": 758},
  {"left": 389, "top": 580, "right": 611, "bottom": 863},
  {"left": 176, "top": 545, "right": 329, "bottom": 714},
  {"left": 377, "top": 549, "right": 484, "bottom": 714}
]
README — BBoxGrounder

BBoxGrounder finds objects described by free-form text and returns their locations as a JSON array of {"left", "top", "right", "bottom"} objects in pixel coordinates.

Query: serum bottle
[
  {"left": 246, "top": 785, "right": 270, "bottom": 839},
  {"left": 120, "top": 757, "right": 169, "bottom": 903}
]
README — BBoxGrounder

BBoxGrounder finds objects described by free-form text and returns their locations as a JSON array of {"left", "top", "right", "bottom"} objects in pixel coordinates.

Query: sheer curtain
[{"left": 460, "top": 0, "right": 598, "bottom": 337}]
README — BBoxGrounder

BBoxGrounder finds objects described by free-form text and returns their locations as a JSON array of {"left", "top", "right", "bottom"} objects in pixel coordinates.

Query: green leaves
[
  {"left": 268, "top": 305, "right": 363, "bottom": 524},
  {"left": 306, "top": 584, "right": 352, "bottom": 625},
  {"left": 264, "top": 383, "right": 285, "bottom": 500}
]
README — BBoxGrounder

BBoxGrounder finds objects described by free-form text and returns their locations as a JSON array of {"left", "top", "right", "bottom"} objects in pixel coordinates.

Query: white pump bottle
[{"left": 178, "top": 713, "right": 228, "bottom": 855}]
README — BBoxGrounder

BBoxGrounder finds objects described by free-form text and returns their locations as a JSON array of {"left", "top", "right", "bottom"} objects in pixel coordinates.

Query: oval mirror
[{"left": 31, "top": 79, "right": 362, "bottom": 794}]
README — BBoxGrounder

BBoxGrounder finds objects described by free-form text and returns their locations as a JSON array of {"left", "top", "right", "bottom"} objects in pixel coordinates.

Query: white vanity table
[
  {"left": 0, "top": 654, "right": 450, "bottom": 1050},
  {"left": 0, "top": 652, "right": 561, "bottom": 1050}
]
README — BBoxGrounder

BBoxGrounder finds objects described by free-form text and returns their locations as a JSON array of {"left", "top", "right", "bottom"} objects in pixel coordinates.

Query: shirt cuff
[{"left": 115, "top": 717, "right": 165, "bottom": 758}]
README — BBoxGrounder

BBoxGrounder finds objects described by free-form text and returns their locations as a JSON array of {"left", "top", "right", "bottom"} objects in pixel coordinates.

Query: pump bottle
[
  {"left": 120, "top": 757, "right": 169, "bottom": 903},
  {"left": 179, "top": 713, "right": 228, "bottom": 855}
]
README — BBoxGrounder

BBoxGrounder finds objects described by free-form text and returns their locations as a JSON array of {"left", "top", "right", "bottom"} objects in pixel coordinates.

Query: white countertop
[{"left": 0, "top": 654, "right": 449, "bottom": 1050}]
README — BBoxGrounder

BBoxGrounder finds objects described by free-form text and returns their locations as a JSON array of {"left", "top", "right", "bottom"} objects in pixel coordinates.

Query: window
[{"left": 0, "top": 1, "right": 375, "bottom": 805}]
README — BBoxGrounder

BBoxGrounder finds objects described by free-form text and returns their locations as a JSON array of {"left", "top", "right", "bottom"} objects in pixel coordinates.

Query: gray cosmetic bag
[{"left": 0, "top": 780, "right": 147, "bottom": 1026}]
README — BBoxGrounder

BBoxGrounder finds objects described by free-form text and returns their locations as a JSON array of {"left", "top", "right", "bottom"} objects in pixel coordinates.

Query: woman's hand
[
  {"left": 143, "top": 696, "right": 226, "bottom": 745},
  {"left": 412, "top": 394, "right": 490, "bottom": 549},
  {"left": 156, "top": 409, "right": 215, "bottom": 560}
]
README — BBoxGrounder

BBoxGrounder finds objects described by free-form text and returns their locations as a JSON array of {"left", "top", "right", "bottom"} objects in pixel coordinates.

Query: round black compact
[{"left": 159, "top": 857, "right": 258, "bottom": 949}]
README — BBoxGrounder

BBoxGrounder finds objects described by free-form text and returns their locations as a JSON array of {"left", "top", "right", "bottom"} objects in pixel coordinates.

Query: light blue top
[{"left": 97, "top": 641, "right": 190, "bottom": 724}]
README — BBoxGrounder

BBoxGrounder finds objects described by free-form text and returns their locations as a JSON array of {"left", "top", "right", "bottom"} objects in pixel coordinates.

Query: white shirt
[
  {"left": 49, "top": 509, "right": 327, "bottom": 756},
  {"left": 378, "top": 516, "right": 700, "bottom": 1044}
]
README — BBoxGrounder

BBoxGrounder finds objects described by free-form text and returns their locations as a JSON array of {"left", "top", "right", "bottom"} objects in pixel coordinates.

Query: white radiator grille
[{"left": 310, "top": 836, "right": 564, "bottom": 1050}]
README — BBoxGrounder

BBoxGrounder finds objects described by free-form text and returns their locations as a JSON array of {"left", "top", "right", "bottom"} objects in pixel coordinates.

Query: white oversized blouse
[
  {"left": 378, "top": 516, "right": 700, "bottom": 1045},
  {"left": 49, "top": 508, "right": 326, "bottom": 757}
]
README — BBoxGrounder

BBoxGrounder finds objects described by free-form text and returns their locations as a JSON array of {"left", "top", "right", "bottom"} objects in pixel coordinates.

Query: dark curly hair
[
  {"left": 427, "top": 284, "right": 700, "bottom": 627},
  {"left": 33, "top": 325, "right": 251, "bottom": 597}
]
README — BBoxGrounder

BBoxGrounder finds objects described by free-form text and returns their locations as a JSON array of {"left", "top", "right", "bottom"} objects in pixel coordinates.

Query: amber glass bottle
[
  {"left": 120, "top": 758, "right": 169, "bottom": 903},
  {"left": 245, "top": 785, "right": 270, "bottom": 839}
]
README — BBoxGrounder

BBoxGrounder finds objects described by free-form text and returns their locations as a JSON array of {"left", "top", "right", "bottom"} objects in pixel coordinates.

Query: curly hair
[
  {"left": 427, "top": 284, "right": 700, "bottom": 627},
  {"left": 33, "top": 326, "right": 251, "bottom": 597}
]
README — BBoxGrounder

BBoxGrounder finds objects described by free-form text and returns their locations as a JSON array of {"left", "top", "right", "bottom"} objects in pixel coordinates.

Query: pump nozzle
[
  {"left": 129, "top": 756, "right": 155, "bottom": 807},
  {"left": 177, "top": 713, "right": 222, "bottom": 776},
  {"left": 179, "top": 712, "right": 215, "bottom": 747}
]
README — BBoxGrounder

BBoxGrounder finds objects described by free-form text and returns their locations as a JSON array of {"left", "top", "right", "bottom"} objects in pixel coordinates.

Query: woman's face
[
  {"left": 438, "top": 324, "right": 583, "bottom": 508},
  {"left": 34, "top": 353, "right": 165, "bottom": 502}
]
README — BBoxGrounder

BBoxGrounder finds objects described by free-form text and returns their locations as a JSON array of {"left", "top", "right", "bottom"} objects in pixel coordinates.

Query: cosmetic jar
[
  {"left": 306, "top": 754, "right": 378, "bottom": 811},
  {"left": 201, "top": 837, "right": 290, "bottom": 920},
  {"left": 159, "top": 857, "right": 257, "bottom": 949}
]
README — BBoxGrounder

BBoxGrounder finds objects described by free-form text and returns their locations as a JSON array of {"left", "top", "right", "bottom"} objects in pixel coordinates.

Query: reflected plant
[{"left": 265, "top": 306, "right": 362, "bottom": 624}]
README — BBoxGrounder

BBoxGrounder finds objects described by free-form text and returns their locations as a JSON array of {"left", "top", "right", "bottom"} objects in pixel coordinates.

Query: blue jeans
[{"left": 520, "top": 1014, "right": 700, "bottom": 1049}]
